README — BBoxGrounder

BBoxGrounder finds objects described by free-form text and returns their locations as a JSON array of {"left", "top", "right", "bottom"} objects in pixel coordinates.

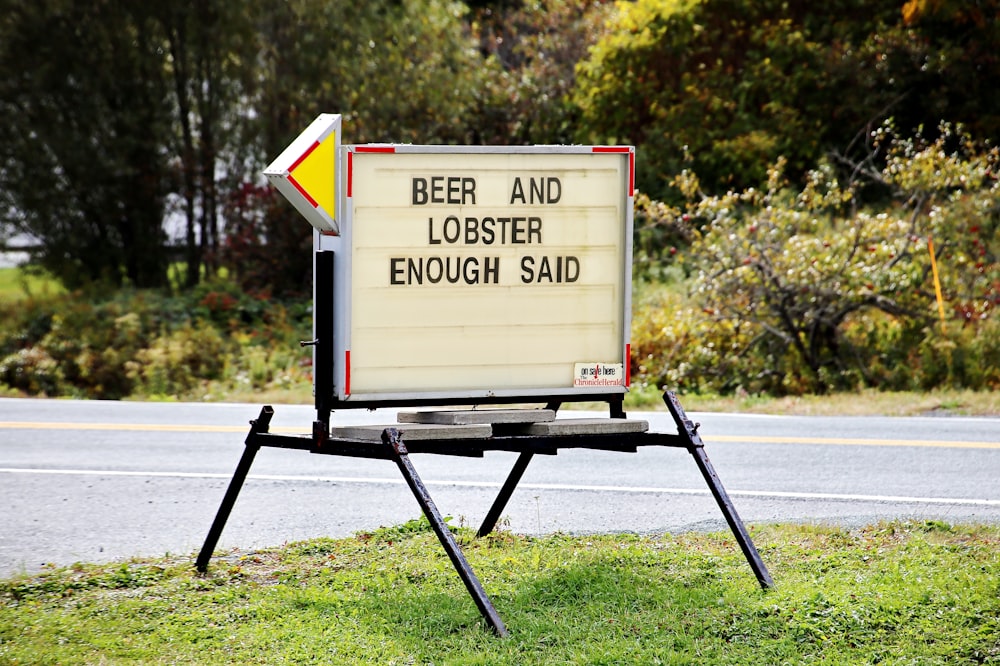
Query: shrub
[
  {"left": 0, "top": 347, "right": 64, "bottom": 396},
  {"left": 0, "top": 280, "right": 311, "bottom": 400},
  {"left": 632, "top": 124, "right": 998, "bottom": 395},
  {"left": 35, "top": 296, "right": 156, "bottom": 399},
  {"left": 126, "top": 324, "right": 227, "bottom": 397}
]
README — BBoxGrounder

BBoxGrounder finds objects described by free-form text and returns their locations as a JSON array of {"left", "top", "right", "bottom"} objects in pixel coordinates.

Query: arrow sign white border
[{"left": 263, "top": 113, "right": 341, "bottom": 234}]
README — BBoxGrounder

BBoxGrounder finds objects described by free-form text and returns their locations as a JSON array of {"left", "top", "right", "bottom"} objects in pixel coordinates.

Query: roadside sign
[
  {"left": 263, "top": 114, "right": 341, "bottom": 233},
  {"left": 331, "top": 144, "right": 635, "bottom": 402},
  {"left": 212, "top": 126, "right": 773, "bottom": 637}
]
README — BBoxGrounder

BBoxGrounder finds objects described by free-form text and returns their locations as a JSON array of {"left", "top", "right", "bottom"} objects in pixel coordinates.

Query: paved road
[{"left": 1, "top": 397, "right": 998, "bottom": 577}]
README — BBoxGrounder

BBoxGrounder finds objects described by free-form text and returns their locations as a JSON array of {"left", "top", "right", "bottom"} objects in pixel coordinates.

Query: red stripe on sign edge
[
  {"left": 349, "top": 146, "right": 395, "bottom": 197},
  {"left": 285, "top": 140, "right": 322, "bottom": 207},
  {"left": 345, "top": 350, "right": 351, "bottom": 395},
  {"left": 625, "top": 343, "right": 631, "bottom": 387},
  {"left": 288, "top": 173, "right": 319, "bottom": 208},
  {"left": 628, "top": 152, "right": 635, "bottom": 196},
  {"left": 289, "top": 140, "right": 321, "bottom": 172},
  {"left": 355, "top": 145, "right": 396, "bottom": 153},
  {"left": 347, "top": 151, "right": 353, "bottom": 198}
]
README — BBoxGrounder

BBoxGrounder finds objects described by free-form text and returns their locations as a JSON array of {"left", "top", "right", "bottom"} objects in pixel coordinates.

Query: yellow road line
[
  {"left": 0, "top": 422, "right": 309, "bottom": 434},
  {"left": 705, "top": 434, "right": 1000, "bottom": 449},
  {"left": 0, "top": 421, "right": 997, "bottom": 448}
]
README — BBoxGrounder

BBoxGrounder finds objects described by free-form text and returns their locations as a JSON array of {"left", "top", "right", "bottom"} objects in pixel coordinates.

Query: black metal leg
[
  {"left": 383, "top": 428, "right": 509, "bottom": 637},
  {"left": 609, "top": 396, "right": 626, "bottom": 419},
  {"left": 663, "top": 392, "right": 775, "bottom": 590},
  {"left": 314, "top": 251, "right": 334, "bottom": 430},
  {"left": 688, "top": 444, "right": 774, "bottom": 589},
  {"left": 477, "top": 451, "right": 534, "bottom": 538},
  {"left": 195, "top": 406, "right": 273, "bottom": 573}
]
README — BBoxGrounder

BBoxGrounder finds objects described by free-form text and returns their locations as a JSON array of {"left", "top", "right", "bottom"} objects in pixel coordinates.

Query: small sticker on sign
[{"left": 573, "top": 363, "right": 624, "bottom": 387}]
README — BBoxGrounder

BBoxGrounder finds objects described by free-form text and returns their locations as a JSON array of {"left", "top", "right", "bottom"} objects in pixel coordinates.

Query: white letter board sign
[{"left": 318, "top": 144, "right": 635, "bottom": 403}]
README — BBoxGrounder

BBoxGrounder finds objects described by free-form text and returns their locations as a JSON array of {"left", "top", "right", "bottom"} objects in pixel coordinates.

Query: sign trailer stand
[{"left": 196, "top": 254, "right": 774, "bottom": 638}]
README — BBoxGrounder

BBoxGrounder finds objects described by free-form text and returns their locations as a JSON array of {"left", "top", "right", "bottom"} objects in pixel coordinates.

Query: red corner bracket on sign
[
  {"left": 592, "top": 146, "right": 634, "bottom": 196},
  {"left": 347, "top": 145, "right": 397, "bottom": 198}
]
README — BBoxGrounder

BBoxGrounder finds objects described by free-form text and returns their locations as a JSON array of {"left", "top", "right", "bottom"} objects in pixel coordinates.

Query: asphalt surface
[{"left": 1, "top": 397, "right": 998, "bottom": 577}]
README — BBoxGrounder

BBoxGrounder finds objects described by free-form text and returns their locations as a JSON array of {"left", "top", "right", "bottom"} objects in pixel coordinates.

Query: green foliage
[
  {"left": 4, "top": 0, "right": 1000, "bottom": 303},
  {"left": 575, "top": 0, "right": 864, "bottom": 195},
  {"left": 0, "top": 283, "right": 313, "bottom": 400},
  {"left": 359, "top": 516, "right": 452, "bottom": 545},
  {"left": 219, "top": 183, "right": 313, "bottom": 298},
  {"left": 632, "top": 191, "right": 694, "bottom": 280},
  {"left": 5, "top": 1, "right": 1000, "bottom": 397},
  {"left": 631, "top": 286, "right": 762, "bottom": 394},
  {"left": 0, "top": 347, "right": 64, "bottom": 396},
  {"left": 469, "top": 0, "right": 614, "bottom": 145},
  {"left": 0, "top": 266, "right": 64, "bottom": 302},
  {"left": 126, "top": 324, "right": 228, "bottom": 397},
  {"left": 1, "top": 522, "right": 998, "bottom": 664},
  {"left": 154, "top": 0, "right": 261, "bottom": 287},
  {"left": 222, "top": 0, "right": 500, "bottom": 298},
  {"left": 573, "top": 0, "right": 1000, "bottom": 199},
  {"left": 252, "top": 0, "right": 490, "bottom": 150},
  {"left": 1, "top": 0, "right": 505, "bottom": 297},
  {"left": 631, "top": 123, "right": 999, "bottom": 395},
  {"left": 0, "top": 294, "right": 154, "bottom": 398}
]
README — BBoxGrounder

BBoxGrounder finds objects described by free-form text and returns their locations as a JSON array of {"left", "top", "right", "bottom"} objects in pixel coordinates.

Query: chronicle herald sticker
[{"left": 573, "top": 363, "right": 625, "bottom": 388}]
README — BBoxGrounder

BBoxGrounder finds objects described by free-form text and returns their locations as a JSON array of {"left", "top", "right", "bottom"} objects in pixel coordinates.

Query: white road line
[{"left": 1, "top": 467, "right": 997, "bottom": 507}]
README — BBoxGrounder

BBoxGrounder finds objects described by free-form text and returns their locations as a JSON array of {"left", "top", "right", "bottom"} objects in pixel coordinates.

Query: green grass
[
  {"left": 2, "top": 520, "right": 998, "bottom": 664},
  {"left": 0, "top": 263, "right": 222, "bottom": 301},
  {"left": 0, "top": 266, "right": 64, "bottom": 302}
]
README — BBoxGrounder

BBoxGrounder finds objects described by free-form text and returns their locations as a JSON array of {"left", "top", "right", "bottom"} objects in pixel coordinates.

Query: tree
[
  {"left": 0, "top": 0, "right": 173, "bottom": 288},
  {"left": 572, "top": 0, "right": 1000, "bottom": 200},
  {"left": 154, "top": 0, "right": 259, "bottom": 287},
  {"left": 468, "top": 0, "right": 615, "bottom": 145},
  {"left": 223, "top": 0, "right": 496, "bottom": 298}
]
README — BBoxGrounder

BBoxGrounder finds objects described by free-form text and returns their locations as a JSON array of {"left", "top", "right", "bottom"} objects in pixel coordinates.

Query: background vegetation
[
  {"left": 0, "top": 277, "right": 312, "bottom": 400},
  {"left": 0, "top": 0, "right": 997, "bottom": 400}
]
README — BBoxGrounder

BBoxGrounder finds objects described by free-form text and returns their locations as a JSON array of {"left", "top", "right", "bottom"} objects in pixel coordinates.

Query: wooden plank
[
  {"left": 330, "top": 423, "right": 492, "bottom": 442},
  {"left": 515, "top": 418, "right": 648, "bottom": 436},
  {"left": 398, "top": 409, "right": 556, "bottom": 425}
]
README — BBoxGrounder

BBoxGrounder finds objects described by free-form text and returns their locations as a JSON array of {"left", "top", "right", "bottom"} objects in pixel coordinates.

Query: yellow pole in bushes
[{"left": 927, "top": 238, "right": 947, "bottom": 326}]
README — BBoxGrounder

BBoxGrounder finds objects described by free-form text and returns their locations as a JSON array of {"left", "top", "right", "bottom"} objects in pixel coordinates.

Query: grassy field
[
  {"left": 0, "top": 265, "right": 64, "bottom": 301},
  {"left": 1, "top": 520, "right": 998, "bottom": 664}
]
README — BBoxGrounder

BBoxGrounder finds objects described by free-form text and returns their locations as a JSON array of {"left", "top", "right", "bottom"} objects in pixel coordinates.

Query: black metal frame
[
  {"left": 195, "top": 392, "right": 773, "bottom": 636},
  {"left": 195, "top": 252, "right": 773, "bottom": 637}
]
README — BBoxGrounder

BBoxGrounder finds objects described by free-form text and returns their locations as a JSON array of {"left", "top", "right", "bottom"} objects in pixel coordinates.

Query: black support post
[
  {"left": 314, "top": 251, "right": 334, "bottom": 435},
  {"left": 663, "top": 391, "right": 775, "bottom": 589},
  {"left": 196, "top": 406, "right": 274, "bottom": 572},
  {"left": 477, "top": 451, "right": 534, "bottom": 538},
  {"left": 382, "top": 428, "right": 509, "bottom": 637}
]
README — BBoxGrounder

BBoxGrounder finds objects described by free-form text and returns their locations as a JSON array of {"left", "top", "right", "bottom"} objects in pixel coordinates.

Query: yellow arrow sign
[{"left": 264, "top": 114, "right": 341, "bottom": 233}]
